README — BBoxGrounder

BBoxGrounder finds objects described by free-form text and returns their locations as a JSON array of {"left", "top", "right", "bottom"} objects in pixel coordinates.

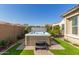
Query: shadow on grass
[{"left": 52, "top": 38, "right": 60, "bottom": 44}]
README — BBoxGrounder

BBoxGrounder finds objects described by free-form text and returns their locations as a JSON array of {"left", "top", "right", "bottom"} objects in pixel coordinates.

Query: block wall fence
[{"left": 0, "top": 23, "right": 25, "bottom": 41}]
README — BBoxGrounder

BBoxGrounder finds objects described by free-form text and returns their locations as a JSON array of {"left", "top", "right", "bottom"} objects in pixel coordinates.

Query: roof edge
[{"left": 62, "top": 4, "right": 79, "bottom": 17}]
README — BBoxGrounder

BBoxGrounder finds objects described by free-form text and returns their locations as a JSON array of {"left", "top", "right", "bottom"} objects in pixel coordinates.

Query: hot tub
[{"left": 25, "top": 31, "right": 51, "bottom": 46}]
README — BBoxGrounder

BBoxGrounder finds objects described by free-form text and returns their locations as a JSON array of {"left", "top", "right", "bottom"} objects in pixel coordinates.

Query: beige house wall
[
  {"left": 78, "top": 15, "right": 79, "bottom": 36},
  {"left": 63, "top": 7, "right": 79, "bottom": 45}
]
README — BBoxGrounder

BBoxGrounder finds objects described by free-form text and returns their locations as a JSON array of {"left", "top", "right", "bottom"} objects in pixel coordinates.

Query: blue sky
[{"left": 0, "top": 4, "right": 76, "bottom": 25}]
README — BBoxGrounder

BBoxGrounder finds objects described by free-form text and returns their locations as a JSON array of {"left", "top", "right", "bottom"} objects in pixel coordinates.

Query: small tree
[
  {"left": 23, "top": 24, "right": 31, "bottom": 33},
  {"left": 52, "top": 25, "right": 60, "bottom": 36},
  {"left": 0, "top": 40, "right": 8, "bottom": 47},
  {"left": 45, "top": 24, "right": 52, "bottom": 32},
  {"left": 25, "top": 26, "right": 31, "bottom": 33}
]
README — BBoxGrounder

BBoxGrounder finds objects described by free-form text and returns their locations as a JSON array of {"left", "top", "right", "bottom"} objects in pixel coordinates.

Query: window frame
[{"left": 72, "top": 15, "right": 78, "bottom": 35}]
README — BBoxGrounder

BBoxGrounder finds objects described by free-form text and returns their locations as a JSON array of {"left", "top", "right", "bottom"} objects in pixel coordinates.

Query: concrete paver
[
  {"left": 34, "top": 50, "right": 53, "bottom": 55},
  {"left": 50, "top": 40, "right": 65, "bottom": 50}
]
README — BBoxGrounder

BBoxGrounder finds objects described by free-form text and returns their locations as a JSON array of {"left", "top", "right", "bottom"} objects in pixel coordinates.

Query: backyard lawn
[
  {"left": 2, "top": 38, "right": 79, "bottom": 55},
  {"left": 2, "top": 43, "right": 34, "bottom": 55},
  {"left": 50, "top": 38, "right": 79, "bottom": 55}
]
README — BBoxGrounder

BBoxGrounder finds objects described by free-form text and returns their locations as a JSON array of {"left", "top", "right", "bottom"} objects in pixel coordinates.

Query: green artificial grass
[
  {"left": 50, "top": 38, "right": 79, "bottom": 55},
  {"left": 2, "top": 43, "right": 34, "bottom": 55},
  {"left": 20, "top": 50, "right": 34, "bottom": 55}
]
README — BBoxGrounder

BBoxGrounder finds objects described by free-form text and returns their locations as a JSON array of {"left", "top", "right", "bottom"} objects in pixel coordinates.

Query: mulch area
[{"left": 0, "top": 47, "right": 6, "bottom": 51}]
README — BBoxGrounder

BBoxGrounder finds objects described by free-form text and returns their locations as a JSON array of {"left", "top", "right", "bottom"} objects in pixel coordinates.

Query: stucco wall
[
  {"left": 64, "top": 8, "right": 79, "bottom": 45},
  {"left": 64, "top": 35, "right": 79, "bottom": 45}
]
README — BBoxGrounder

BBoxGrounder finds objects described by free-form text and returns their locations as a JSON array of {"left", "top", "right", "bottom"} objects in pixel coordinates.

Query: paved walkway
[
  {"left": 16, "top": 43, "right": 25, "bottom": 50},
  {"left": 34, "top": 50, "right": 53, "bottom": 55},
  {"left": 50, "top": 40, "right": 64, "bottom": 50},
  {"left": 24, "top": 46, "right": 35, "bottom": 50}
]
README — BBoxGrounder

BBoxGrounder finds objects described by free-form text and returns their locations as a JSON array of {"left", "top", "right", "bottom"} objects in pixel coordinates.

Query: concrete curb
[
  {"left": 0, "top": 39, "right": 22, "bottom": 55},
  {"left": 0, "top": 43, "right": 17, "bottom": 55}
]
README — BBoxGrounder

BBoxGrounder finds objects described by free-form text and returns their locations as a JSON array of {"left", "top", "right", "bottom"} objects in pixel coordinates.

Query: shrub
[
  {"left": 24, "top": 26, "right": 31, "bottom": 33},
  {"left": 50, "top": 25, "right": 61, "bottom": 36},
  {"left": 17, "top": 36, "right": 24, "bottom": 40},
  {"left": 8, "top": 39, "right": 16, "bottom": 44},
  {"left": 52, "top": 25, "right": 60, "bottom": 35},
  {"left": 45, "top": 24, "right": 52, "bottom": 32},
  {"left": 0, "top": 40, "right": 8, "bottom": 47},
  {"left": 45, "top": 25, "right": 61, "bottom": 37}
]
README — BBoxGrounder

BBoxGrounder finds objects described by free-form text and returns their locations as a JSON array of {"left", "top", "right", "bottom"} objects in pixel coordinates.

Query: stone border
[
  {"left": 0, "top": 43, "right": 17, "bottom": 55},
  {"left": 0, "top": 39, "right": 22, "bottom": 55}
]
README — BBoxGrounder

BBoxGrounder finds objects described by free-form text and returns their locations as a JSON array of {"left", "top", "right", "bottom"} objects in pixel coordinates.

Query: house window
[
  {"left": 61, "top": 24, "right": 64, "bottom": 34},
  {"left": 72, "top": 16, "right": 78, "bottom": 35},
  {"left": 62, "top": 24, "right": 64, "bottom": 30}
]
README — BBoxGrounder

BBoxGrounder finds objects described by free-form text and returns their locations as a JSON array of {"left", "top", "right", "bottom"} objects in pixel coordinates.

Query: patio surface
[
  {"left": 34, "top": 50, "right": 53, "bottom": 55},
  {"left": 16, "top": 43, "right": 25, "bottom": 50},
  {"left": 49, "top": 40, "right": 65, "bottom": 50}
]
